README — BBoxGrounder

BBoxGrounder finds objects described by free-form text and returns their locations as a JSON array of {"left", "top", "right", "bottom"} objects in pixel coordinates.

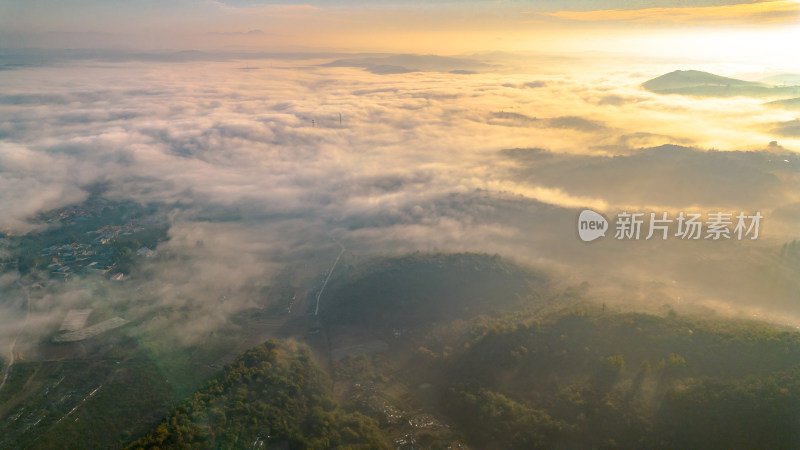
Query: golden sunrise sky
[{"left": 1, "top": 0, "right": 798, "bottom": 65}]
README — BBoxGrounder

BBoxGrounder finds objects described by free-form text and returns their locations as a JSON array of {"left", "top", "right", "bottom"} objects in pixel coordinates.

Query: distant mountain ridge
[
  {"left": 643, "top": 70, "right": 800, "bottom": 98},
  {"left": 644, "top": 70, "right": 762, "bottom": 90},
  {"left": 761, "top": 73, "right": 800, "bottom": 86},
  {"left": 767, "top": 97, "right": 800, "bottom": 110}
]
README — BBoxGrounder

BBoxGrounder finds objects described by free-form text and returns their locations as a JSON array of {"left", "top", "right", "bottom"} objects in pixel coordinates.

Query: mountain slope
[
  {"left": 122, "top": 253, "right": 800, "bottom": 449},
  {"left": 321, "top": 253, "right": 547, "bottom": 330}
]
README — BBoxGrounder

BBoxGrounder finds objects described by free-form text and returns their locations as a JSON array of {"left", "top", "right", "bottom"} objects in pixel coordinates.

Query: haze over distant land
[
  {"left": 0, "top": 0, "right": 799, "bottom": 371},
  {"left": 3, "top": 0, "right": 800, "bottom": 447}
]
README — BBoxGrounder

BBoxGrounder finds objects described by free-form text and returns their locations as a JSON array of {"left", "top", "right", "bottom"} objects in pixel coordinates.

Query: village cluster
[{"left": 40, "top": 220, "right": 152, "bottom": 279}]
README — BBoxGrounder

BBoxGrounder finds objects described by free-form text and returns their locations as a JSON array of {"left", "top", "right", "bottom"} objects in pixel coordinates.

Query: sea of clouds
[{"left": 2, "top": 50, "right": 800, "bottom": 351}]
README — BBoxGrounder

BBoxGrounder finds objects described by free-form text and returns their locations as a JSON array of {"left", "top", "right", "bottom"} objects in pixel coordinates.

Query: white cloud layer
[{"left": 3, "top": 52, "right": 800, "bottom": 348}]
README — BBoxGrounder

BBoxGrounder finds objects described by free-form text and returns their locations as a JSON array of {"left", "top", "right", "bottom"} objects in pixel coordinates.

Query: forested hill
[
  {"left": 418, "top": 305, "right": 800, "bottom": 448},
  {"left": 126, "top": 340, "right": 388, "bottom": 449}
]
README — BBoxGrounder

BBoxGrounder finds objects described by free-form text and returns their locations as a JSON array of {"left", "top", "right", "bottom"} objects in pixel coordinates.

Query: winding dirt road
[{"left": 314, "top": 237, "right": 345, "bottom": 316}]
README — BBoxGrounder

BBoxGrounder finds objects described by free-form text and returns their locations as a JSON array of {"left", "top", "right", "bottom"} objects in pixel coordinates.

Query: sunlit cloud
[{"left": 534, "top": 0, "right": 800, "bottom": 25}]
